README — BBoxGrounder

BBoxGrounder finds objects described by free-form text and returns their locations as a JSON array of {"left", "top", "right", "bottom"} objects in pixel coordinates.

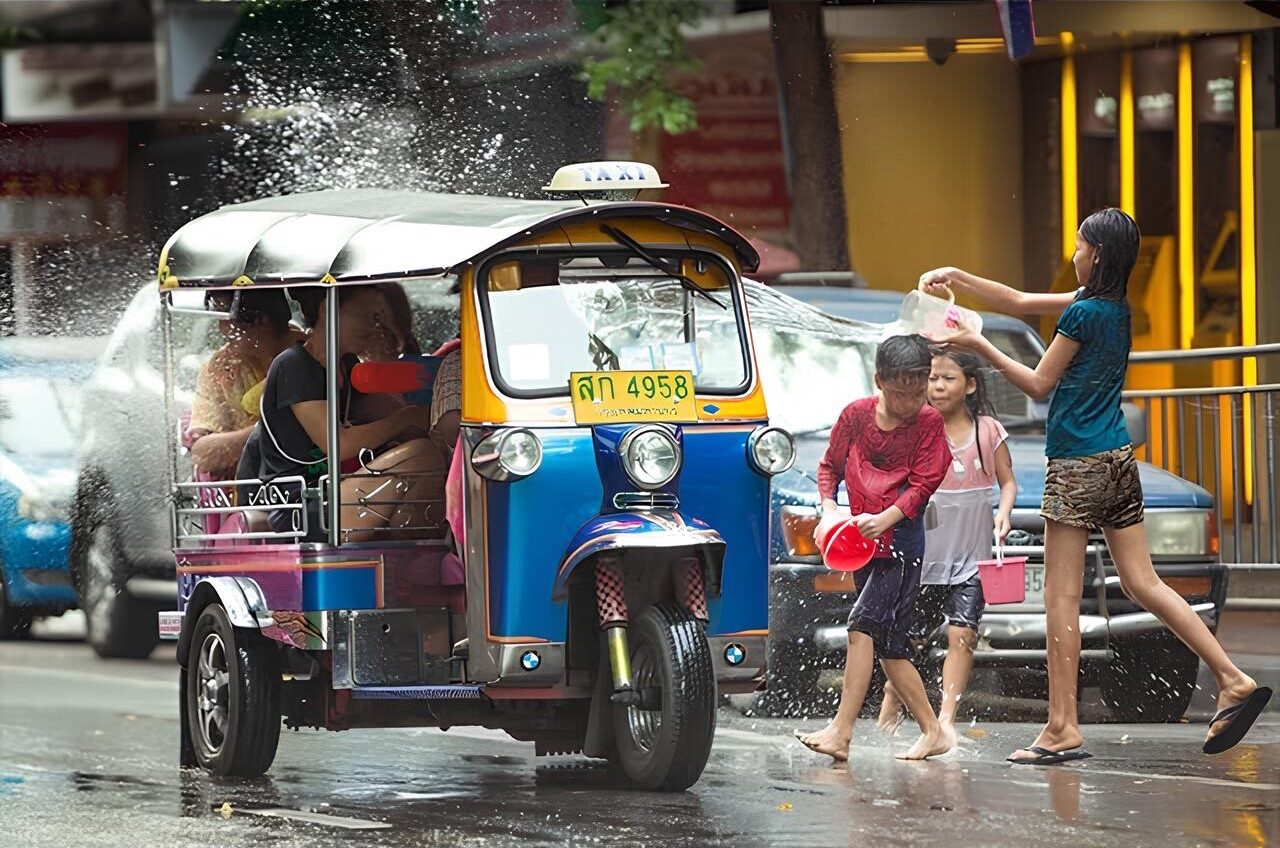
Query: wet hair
[
  {"left": 1078, "top": 207, "right": 1140, "bottom": 302},
  {"left": 229, "top": 288, "right": 291, "bottom": 333},
  {"left": 375, "top": 282, "right": 422, "bottom": 356},
  {"left": 876, "top": 334, "right": 933, "bottom": 385},
  {"left": 934, "top": 349, "right": 999, "bottom": 470},
  {"left": 204, "top": 291, "right": 233, "bottom": 313}
]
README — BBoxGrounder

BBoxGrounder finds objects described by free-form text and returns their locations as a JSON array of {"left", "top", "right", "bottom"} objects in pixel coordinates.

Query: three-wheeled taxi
[{"left": 157, "top": 162, "right": 795, "bottom": 790}]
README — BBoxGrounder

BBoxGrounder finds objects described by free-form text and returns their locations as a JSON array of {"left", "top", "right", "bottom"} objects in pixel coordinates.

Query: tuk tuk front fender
[
  {"left": 176, "top": 576, "right": 272, "bottom": 664},
  {"left": 553, "top": 511, "right": 725, "bottom": 600}
]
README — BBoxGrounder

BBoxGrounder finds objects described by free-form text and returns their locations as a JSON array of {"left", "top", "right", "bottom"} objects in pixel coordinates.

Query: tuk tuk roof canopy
[{"left": 157, "top": 189, "right": 760, "bottom": 290}]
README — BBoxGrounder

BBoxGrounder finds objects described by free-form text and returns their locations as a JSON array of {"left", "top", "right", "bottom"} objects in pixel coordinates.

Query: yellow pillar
[
  {"left": 1177, "top": 42, "right": 1195, "bottom": 349},
  {"left": 1120, "top": 49, "right": 1135, "bottom": 218},
  {"left": 1061, "top": 32, "right": 1078, "bottom": 260},
  {"left": 1240, "top": 34, "right": 1256, "bottom": 504}
]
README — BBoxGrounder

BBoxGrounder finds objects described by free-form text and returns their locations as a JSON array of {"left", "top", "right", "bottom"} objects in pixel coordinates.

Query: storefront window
[
  {"left": 1134, "top": 45, "right": 1179, "bottom": 236},
  {"left": 1077, "top": 52, "right": 1120, "bottom": 217}
]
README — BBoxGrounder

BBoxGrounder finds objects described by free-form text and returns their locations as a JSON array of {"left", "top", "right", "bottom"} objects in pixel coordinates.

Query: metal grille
[
  {"left": 674, "top": 558, "right": 708, "bottom": 621},
  {"left": 613, "top": 492, "right": 679, "bottom": 511}
]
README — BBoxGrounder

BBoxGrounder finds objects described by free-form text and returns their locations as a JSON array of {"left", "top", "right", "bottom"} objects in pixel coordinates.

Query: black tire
[
  {"left": 997, "top": 670, "right": 1049, "bottom": 701},
  {"left": 612, "top": 604, "right": 716, "bottom": 791},
  {"left": 0, "top": 574, "right": 33, "bottom": 639},
  {"left": 1101, "top": 635, "right": 1200, "bottom": 722},
  {"left": 77, "top": 516, "right": 158, "bottom": 659},
  {"left": 184, "top": 604, "right": 282, "bottom": 777}
]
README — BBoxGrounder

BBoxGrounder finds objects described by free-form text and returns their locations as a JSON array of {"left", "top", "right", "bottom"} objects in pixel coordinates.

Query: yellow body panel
[{"left": 459, "top": 217, "right": 768, "bottom": 426}]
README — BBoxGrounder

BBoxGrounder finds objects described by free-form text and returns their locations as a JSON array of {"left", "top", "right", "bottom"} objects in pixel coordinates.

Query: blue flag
[{"left": 995, "top": 0, "right": 1036, "bottom": 60}]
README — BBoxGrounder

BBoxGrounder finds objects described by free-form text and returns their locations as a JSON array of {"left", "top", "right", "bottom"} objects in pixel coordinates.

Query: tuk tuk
[{"left": 156, "top": 161, "right": 795, "bottom": 791}]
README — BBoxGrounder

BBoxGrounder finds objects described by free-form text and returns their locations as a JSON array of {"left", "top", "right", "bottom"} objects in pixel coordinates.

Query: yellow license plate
[{"left": 570, "top": 370, "right": 697, "bottom": 425}]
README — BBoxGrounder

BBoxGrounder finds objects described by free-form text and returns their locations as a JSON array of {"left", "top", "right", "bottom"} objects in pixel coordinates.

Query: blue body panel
[
  {"left": 301, "top": 566, "right": 378, "bottom": 611},
  {"left": 680, "top": 426, "right": 770, "bottom": 634},
  {"left": 485, "top": 429, "right": 604, "bottom": 640},
  {"left": 0, "top": 477, "right": 76, "bottom": 610},
  {"left": 484, "top": 424, "right": 770, "bottom": 640}
]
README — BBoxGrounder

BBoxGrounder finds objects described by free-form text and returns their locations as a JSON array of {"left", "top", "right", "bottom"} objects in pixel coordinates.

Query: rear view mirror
[{"left": 1122, "top": 402, "right": 1147, "bottom": 449}]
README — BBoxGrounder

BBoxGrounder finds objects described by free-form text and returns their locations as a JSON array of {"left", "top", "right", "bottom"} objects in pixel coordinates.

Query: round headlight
[
  {"left": 749, "top": 427, "right": 795, "bottom": 475},
  {"left": 472, "top": 428, "right": 543, "bottom": 480},
  {"left": 499, "top": 430, "right": 543, "bottom": 476},
  {"left": 621, "top": 427, "right": 680, "bottom": 489}
]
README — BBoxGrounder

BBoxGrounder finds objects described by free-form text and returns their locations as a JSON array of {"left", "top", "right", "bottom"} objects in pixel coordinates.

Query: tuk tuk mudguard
[
  {"left": 553, "top": 512, "right": 726, "bottom": 602},
  {"left": 175, "top": 576, "right": 271, "bottom": 664}
]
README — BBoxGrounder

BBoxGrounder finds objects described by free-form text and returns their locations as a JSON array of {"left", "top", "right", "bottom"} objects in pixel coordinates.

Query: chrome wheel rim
[
  {"left": 625, "top": 639, "right": 661, "bottom": 754},
  {"left": 195, "top": 632, "right": 231, "bottom": 756}
]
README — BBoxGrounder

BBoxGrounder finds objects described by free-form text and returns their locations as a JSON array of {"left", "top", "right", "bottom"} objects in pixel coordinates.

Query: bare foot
[
  {"left": 877, "top": 707, "right": 906, "bottom": 736},
  {"left": 1007, "top": 723, "right": 1084, "bottom": 763},
  {"left": 1207, "top": 674, "right": 1259, "bottom": 746},
  {"left": 794, "top": 724, "right": 851, "bottom": 764},
  {"left": 897, "top": 725, "right": 953, "bottom": 760}
]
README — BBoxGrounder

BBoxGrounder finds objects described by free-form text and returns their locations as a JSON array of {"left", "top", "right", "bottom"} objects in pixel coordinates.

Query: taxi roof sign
[{"left": 542, "top": 161, "right": 668, "bottom": 193}]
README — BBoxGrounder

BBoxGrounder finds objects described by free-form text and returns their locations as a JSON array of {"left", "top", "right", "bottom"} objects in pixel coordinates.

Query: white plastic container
[{"left": 897, "top": 288, "right": 983, "bottom": 336}]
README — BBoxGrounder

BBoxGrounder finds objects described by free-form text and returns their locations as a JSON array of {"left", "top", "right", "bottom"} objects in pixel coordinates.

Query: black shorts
[
  {"left": 847, "top": 555, "right": 923, "bottom": 660},
  {"left": 914, "top": 575, "right": 986, "bottom": 635}
]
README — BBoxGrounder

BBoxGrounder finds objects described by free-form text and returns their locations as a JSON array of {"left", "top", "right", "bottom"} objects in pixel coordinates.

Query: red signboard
[
  {"left": 0, "top": 123, "right": 127, "bottom": 198},
  {"left": 657, "top": 33, "right": 790, "bottom": 241}
]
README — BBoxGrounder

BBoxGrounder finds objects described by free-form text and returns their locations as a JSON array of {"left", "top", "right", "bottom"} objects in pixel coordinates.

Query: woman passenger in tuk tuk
[
  {"left": 187, "top": 289, "right": 298, "bottom": 480},
  {"left": 238, "top": 285, "right": 444, "bottom": 541}
]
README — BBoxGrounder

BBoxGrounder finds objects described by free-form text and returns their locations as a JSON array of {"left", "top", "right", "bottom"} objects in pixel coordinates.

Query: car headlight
[
  {"left": 1145, "top": 510, "right": 1211, "bottom": 556},
  {"left": 748, "top": 426, "right": 795, "bottom": 476},
  {"left": 18, "top": 494, "right": 66, "bottom": 524},
  {"left": 472, "top": 429, "right": 543, "bottom": 481},
  {"left": 620, "top": 426, "right": 680, "bottom": 489}
]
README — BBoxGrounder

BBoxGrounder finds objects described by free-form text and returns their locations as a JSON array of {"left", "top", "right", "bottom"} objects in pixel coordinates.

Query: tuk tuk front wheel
[
  {"left": 611, "top": 603, "right": 716, "bottom": 791},
  {"left": 183, "top": 603, "right": 281, "bottom": 777}
]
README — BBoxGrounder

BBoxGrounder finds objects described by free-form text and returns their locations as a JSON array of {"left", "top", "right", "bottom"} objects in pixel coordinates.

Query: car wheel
[
  {"left": 0, "top": 573, "right": 33, "bottom": 639},
  {"left": 81, "top": 520, "right": 158, "bottom": 659},
  {"left": 184, "top": 603, "right": 281, "bottom": 777},
  {"left": 1101, "top": 635, "right": 1200, "bottom": 723},
  {"left": 611, "top": 604, "right": 716, "bottom": 791}
]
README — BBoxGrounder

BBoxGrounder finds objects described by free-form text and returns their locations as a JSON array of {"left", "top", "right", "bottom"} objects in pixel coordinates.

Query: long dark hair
[
  {"left": 935, "top": 349, "right": 999, "bottom": 471},
  {"left": 1078, "top": 207, "right": 1140, "bottom": 302}
]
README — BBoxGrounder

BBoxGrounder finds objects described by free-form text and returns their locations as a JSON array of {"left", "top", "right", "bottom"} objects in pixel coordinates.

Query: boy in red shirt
[{"left": 795, "top": 334, "right": 953, "bottom": 762}]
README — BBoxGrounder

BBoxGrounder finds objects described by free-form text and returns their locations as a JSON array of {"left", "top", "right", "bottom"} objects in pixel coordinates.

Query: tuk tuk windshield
[{"left": 482, "top": 263, "right": 750, "bottom": 397}]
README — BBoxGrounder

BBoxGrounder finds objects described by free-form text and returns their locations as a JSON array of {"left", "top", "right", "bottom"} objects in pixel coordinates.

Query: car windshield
[
  {"left": 0, "top": 376, "right": 83, "bottom": 458},
  {"left": 745, "top": 283, "right": 879, "bottom": 434},
  {"left": 481, "top": 264, "right": 749, "bottom": 396}
]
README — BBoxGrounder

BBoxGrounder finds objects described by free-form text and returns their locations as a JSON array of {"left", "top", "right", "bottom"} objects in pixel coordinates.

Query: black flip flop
[
  {"left": 1203, "top": 687, "right": 1273, "bottom": 755},
  {"left": 1007, "top": 746, "right": 1092, "bottom": 766}
]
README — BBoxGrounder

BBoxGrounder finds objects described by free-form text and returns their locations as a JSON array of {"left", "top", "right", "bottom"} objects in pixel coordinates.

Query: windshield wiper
[{"left": 599, "top": 224, "right": 727, "bottom": 310}]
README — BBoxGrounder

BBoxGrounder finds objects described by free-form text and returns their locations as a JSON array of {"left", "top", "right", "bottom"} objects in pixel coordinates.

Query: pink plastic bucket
[{"left": 977, "top": 550, "right": 1027, "bottom": 605}]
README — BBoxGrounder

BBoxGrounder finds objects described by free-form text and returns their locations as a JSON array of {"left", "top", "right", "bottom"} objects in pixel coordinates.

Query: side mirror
[{"left": 1122, "top": 402, "right": 1147, "bottom": 449}]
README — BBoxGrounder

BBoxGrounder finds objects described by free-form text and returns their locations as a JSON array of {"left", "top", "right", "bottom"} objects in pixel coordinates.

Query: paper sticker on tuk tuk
[{"left": 570, "top": 370, "right": 698, "bottom": 424}]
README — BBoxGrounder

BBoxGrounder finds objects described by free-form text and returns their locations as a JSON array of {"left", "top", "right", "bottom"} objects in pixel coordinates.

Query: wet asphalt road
[{"left": 1, "top": 629, "right": 1276, "bottom": 848}]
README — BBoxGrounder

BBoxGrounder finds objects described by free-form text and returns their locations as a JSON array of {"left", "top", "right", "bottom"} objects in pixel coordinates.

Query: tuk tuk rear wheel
[
  {"left": 183, "top": 603, "right": 281, "bottom": 777},
  {"left": 612, "top": 603, "right": 716, "bottom": 791}
]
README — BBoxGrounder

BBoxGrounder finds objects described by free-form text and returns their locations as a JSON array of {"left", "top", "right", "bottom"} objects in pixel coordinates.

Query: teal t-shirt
[{"left": 1046, "top": 296, "right": 1132, "bottom": 458}]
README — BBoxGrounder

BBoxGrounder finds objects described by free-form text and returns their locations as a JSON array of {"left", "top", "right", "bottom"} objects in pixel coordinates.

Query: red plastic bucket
[
  {"left": 977, "top": 546, "right": 1027, "bottom": 605},
  {"left": 815, "top": 514, "right": 876, "bottom": 572}
]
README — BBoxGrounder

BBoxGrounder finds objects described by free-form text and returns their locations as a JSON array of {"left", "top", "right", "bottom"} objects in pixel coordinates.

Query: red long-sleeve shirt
[{"left": 818, "top": 396, "right": 950, "bottom": 530}]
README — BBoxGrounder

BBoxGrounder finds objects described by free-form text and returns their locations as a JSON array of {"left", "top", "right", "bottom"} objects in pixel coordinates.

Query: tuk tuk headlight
[
  {"left": 472, "top": 429, "right": 543, "bottom": 481},
  {"left": 748, "top": 426, "right": 795, "bottom": 476},
  {"left": 620, "top": 426, "right": 680, "bottom": 489}
]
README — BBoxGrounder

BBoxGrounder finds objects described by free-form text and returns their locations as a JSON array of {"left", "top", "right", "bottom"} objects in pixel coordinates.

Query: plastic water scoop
[
  {"left": 897, "top": 288, "right": 984, "bottom": 336},
  {"left": 814, "top": 511, "right": 876, "bottom": 573},
  {"left": 976, "top": 530, "right": 1027, "bottom": 605}
]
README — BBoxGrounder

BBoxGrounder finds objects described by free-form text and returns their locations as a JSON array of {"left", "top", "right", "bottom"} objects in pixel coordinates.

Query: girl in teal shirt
[{"left": 921, "top": 208, "right": 1270, "bottom": 765}]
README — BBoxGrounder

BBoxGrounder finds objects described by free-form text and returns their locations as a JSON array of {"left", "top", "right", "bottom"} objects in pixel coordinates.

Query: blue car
[
  {"left": 751, "top": 284, "right": 1225, "bottom": 722},
  {"left": 0, "top": 338, "right": 101, "bottom": 637}
]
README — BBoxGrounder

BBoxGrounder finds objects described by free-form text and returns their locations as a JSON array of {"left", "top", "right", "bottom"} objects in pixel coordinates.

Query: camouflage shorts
[{"left": 1042, "top": 445, "right": 1144, "bottom": 531}]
